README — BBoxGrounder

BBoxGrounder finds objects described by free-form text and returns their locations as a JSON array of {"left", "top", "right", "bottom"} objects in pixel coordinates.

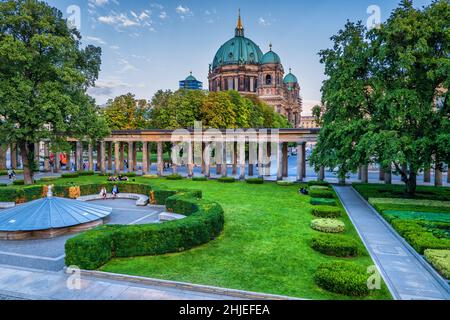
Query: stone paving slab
[{"left": 334, "top": 186, "right": 450, "bottom": 300}]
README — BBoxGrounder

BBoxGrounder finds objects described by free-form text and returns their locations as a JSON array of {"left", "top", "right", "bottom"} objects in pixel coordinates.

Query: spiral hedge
[{"left": 65, "top": 186, "right": 225, "bottom": 270}]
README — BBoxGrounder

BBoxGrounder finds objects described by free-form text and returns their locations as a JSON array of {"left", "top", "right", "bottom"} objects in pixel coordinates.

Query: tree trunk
[
  {"left": 405, "top": 172, "right": 417, "bottom": 198},
  {"left": 19, "top": 142, "right": 35, "bottom": 185}
]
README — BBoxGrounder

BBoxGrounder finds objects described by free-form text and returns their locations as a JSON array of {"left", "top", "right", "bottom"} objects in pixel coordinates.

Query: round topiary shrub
[
  {"left": 277, "top": 181, "right": 295, "bottom": 186},
  {"left": 310, "top": 234, "right": 359, "bottom": 257},
  {"left": 310, "top": 198, "right": 336, "bottom": 206},
  {"left": 166, "top": 174, "right": 183, "bottom": 180},
  {"left": 192, "top": 176, "right": 208, "bottom": 181},
  {"left": 311, "top": 219, "right": 345, "bottom": 233},
  {"left": 218, "top": 177, "right": 236, "bottom": 183},
  {"left": 246, "top": 178, "right": 264, "bottom": 184},
  {"left": 312, "top": 206, "right": 342, "bottom": 218},
  {"left": 314, "top": 262, "right": 370, "bottom": 296}
]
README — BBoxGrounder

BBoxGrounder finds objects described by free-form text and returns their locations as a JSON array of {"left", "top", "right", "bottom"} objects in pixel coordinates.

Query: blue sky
[{"left": 47, "top": 0, "right": 432, "bottom": 114}]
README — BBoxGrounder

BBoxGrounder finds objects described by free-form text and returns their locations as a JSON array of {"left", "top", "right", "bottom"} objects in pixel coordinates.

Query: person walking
[{"left": 112, "top": 185, "right": 119, "bottom": 199}]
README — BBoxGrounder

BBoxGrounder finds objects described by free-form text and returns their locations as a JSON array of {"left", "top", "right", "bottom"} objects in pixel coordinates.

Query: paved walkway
[
  {"left": 0, "top": 265, "right": 239, "bottom": 300},
  {"left": 334, "top": 186, "right": 450, "bottom": 300}
]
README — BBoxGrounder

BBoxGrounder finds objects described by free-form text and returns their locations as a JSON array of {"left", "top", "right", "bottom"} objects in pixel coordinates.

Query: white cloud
[
  {"left": 86, "top": 36, "right": 106, "bottom": 45},
  {"left": 117, "top": 58, "right": 138, "bottom": 73},
  {"left": 88, "top": 0, "right": 110, "bottom": 8},
  {"left": 175, "top": 5, "right": 193, "bottom": 20},
  {"left": 98, "top": 12, "right": 139, "bottom": 27},
  {"left": 258, "top": 17, "right": 271, "bottom": 27},
  {"left": 159, "top": 11, "right": 167, "bottom": 19}
]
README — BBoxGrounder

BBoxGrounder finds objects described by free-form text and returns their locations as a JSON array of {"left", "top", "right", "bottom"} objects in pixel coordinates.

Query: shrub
[
  {"left": 143, "top": 174, "right": 159, "bottom": 179},
  {"left": 277, "top": 181, "right": 295, "bottom": 186},
  {"left": 218, "top": 177, "right": 235, "bottom": 183},
  {"left": 310, "top": 198, "right": 336, "bottom": 206},
  {"left": 308, "top": 181, "right": 330, "bottom": 187},
  {"left": 311, "top": 219, "right": 345, "bottom": 233},
  {"left": 310, "top": 186, "right": 330, "bottom": 191},
  {"left": 166, "top": 174, "right": 183, "bottom": 180},
  {"left": 354, "top": 183, "right": 450, "bottom": 201},
  {"left": 152, "top": 188, "right": 178, "bottom": 205},
  {"left": 309, "top": 189, "right": 334, "bottom": 199},
  {"left": 61, "top": 173, "right": 79, "bottom": 179},
  {"left": 310, "top": 234, "right": 359, "bottom": 257},
  {"left": 12, "top": 180, "right": 25, "bottom": 186},
  {"left": 246, "top": 178, "right": 264, "bottom": 184},
  {"left": 424, "top": 249, "right": 450, "bottom": 279},
  {"left": 0, "top": 183, "right": 7, "bottom": 187},
  {"left": 312, "top": 206, "right": 342, "bottom": 218},
  {"left": 192, "top": 176, "right": 208, "bottom": 181},
  {"left": 40, "top": 177, "right": 58, "bottom": 182},
  {"left": 23, "top": 185, "right": 44, "bottom": 202},
  {"left": 124, "top": 173, "right": 137, "bottom": 178},
  {"left": 65, "top": 191, "right": 225, "bottom": 270},
  {"left": 314, "top": 262, "right": 370, "bottom": 296},
  {"left": 78, "top": 171, "right": 95, "bottom": 176},
  {"left": 0, "top": 187, "right": 21, "bottom": 202}
]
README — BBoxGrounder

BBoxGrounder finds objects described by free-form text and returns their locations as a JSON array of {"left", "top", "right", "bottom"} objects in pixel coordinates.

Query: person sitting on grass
[
  {"left": 299, "top": 187, "right": 309, "bottom": 195},
  {"left": 118, "top": 174, "right": 128, "bottom": 181},
  {"left": 100, "top": 187, "right": 107, "bottom": 200},
  {"left": 107, "top": 175, "right": 117, "bottom": 182},
  {"left": 112, "top": 185, "right": 119, "bottom": 199}
]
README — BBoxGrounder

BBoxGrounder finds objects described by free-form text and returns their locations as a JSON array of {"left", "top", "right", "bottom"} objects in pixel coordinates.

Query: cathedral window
[{"left": 265, "top": 74, "right": 272, "bottom": 85}]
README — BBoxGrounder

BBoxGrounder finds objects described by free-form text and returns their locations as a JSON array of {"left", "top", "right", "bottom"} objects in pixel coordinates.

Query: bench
[
  {"left": 159, "top": 212, "right": 186, "bottom": 221},
  {"left": 77, "top": 193, "right": 149, "bottom": 206},
  {"left": 0, "top": 202, "right": 15, "bottom": 209}
]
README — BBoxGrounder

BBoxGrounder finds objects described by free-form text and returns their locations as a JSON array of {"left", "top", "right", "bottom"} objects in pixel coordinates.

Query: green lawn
[{"left": 60, "top": 176, "right": 388, "bottom": 300}]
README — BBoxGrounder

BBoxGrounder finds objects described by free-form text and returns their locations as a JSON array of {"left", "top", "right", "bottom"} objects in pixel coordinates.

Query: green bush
[
  {"left": 65, "top": 190, "right": 225, "bottom": 270},
  {"left": 143, "top": 174, "right": 159, "bottom": 179},
  {"left": 310, "top": 186, "right": 330, "bottom": 191},
  {"left": 424, "top": 249, "right": 450, "bottom": 279},
  {"left": 78, "top": 171, "right": 95, "bottom": 176},
  {"left": 246, "top": 178, "right": 264, "bottom": 184},
  {"left": 310, "top": 198, "right": 336, "bottom": 206},
  {"left": 40, "top": 177, "right": 58, "bottom": 182},
  {"left": 0, "top": 183, "right": 7, "bottom": 187},
  {"left": 61, "top": 173, "right": 80, "bottom": 179},
  {"left": 314, "top": 262, "right": 370, "bottom": 296},
  {"left": 12, "top": 180, "right": 25, "bottom": 186},
  {"left": 311, "top": 219, "right": 345, "bottom": 233},
  {"left": 277, "top": 181, "right": 295, "bottom": 186},
  {"left": 166, "top": 174, "right": 183, "bottom": 180},
  {"left": 217, "top": 177, "right": 236, "bottom": 183},
  {"left": 308, "top": 181, "right": 330, "bottom": 187},
  {"left": 124, "top": 173, "right": 137, "bottom": 178},
  {"left": 0, "top": 187, "right": 21, "bottom": 202},
  {"left": 383, "top": 210, "right": 450, "bottom": 224},
  {"left": 23, "top": 185, "right": 43, "bottom": 202},
  {"left": 309, "top": 189, "right": 334, "bottom": 199},
  {"left": 354, "top": 183, "right": 450, "bottom": 201},
  {"left": 312, "top": 206, "right": 342, "bottom": 218},
  {"left": 192, "top": 176, "right": 208, "bottom": 181},
  {"left": 310, "top": 234, "right": 359, "bottom": 257}
]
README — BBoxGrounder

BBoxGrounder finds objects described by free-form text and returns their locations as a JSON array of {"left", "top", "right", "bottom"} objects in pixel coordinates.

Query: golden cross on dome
[{"left": 237, "top": 9, "right": 243, "bottom": 29}]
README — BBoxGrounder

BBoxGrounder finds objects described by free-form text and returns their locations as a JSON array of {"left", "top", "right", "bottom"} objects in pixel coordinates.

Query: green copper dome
[
  {"left": 284, "top": 69, "right": 298, "bottom": 84},
  {"left": 185, "top": 72, "right": 197, "bottom": 81},
  {"left": 212, "top": 12, "right": 263, "bottom": 70},
  {"left": 262, "top": 45, "right": 281, "bottom": 64}
]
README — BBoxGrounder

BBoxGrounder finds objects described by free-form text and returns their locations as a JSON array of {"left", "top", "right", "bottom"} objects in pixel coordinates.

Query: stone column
[
  {"left": 128, "top": 142, "right": 134, "bottom": 173},
  {"left": 277, "top": 143, "right": 283, "bottom": 181},
  {"left": 88, "top": 143, "right": 94, "bottom": 171},
  {"left": 96, "top": 143, "right": 102, "bottom": 172},
  {"left": 379, "top": 168, "right": 385, "bottom": 181},
  {"left": 424, "top": 168, "right": 431, "bottom": 183},
  {"left": 100, "top": 141, "right": 106, "bottom": 174},
  {"left": 318, "top": 166, "right": 325, "bottom": 181},
  {"left": 204, "top": 143, "right": 211, "bottom": 178},
  {"left": 239, "top": 141, "right": 246, "bottom": 180},
  {"left": 215, "top": 142, "right": 223, "bottom": 176},
  {"left": 282, "top": 143, "right": 288, "bottom": 178},
  {"left": 222, "top": 142, "right": 228, "bottom": 177},
  {"left": 132, "top": 143, "right": 137, "bottom": 172},
  {"left": 265, "top": 143, "right": 272, "bottom": 177},
  {"left": 435, "top": 165, "right": 443, "bottom": 187},
  {"left": 11, "top": 144, "right": 17, "bottom": 169},
  {"left": 107, "top": 142, "right": 113, "bottom": 172},
  {"left": 157, "top": 142, "right": 163, "bottom": 176},
  {"left": 119, "top": 143, "right": 124, "bottom": 171},
  {"left": 43, "top": 143, "right": 50, "bottom": 172},
  {"left": 171, "top": 143, "right": 178, "bottom": 174},
  {"left": 232, "top": 142, "right": 238, "bottom": 176},
  {"left": 385, "top": 168, "right": 392, "bottom": 185},
  {"left": 248, "top": 141, "right": 257, "bottom": 177},
  {"left": 297, "top": 142, "right": 306, "bottom": 182},
  {"left": 142, "top": 142, "right": 149, "bottom": 175},
  {"left": 187, "top": 142, "right": 194, "bottom": 178},
  {"left": 302, "top": 144, "right": 307, "bottom": 178},
  {"left": 114, "top": 142, "right": 120, "bottom": 174},
  {"left": 201, "top": 143, "right": 206, "bottom": 174},
  {"left": 361, "top": 165, "right": 369, "bottom": 183},
  {"left": 258, "top": 142, "right": 265, "bottom": 178},
  {"left": 0, "top": 145, "right": 6, "bottom": 170}
]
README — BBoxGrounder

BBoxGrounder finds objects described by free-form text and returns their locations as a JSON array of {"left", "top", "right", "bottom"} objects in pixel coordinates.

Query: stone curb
[
  {"left": 68, "top": 269, "right": 303, "bottom": 300},
  {"left": 350, "top": 187, "right": 450, "bottom": 295}
]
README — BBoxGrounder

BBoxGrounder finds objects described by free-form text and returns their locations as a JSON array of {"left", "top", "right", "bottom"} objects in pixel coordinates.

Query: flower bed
[{"left": 311, "top": 219, "right": 345, "bottom": 233}]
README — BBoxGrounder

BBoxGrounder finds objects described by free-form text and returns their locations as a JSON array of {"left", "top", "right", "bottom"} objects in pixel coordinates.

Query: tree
[
  {"left": 0, "top": 0, "right": 109, "bottom": 184},
  {"left": 312, "top": 0, "right": 450, "bottom": 196},
  {"left": 103, "top": 93, "right": 150, "bottom": 130},
  {"left": 201, "top": 92, "right": 237, "bottom": 128}
]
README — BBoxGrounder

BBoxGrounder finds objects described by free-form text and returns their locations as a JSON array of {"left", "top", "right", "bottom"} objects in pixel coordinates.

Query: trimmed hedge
[
  {"left": 61, "top": 173, "right": 80, "bottom": 179},
  {"left": 246, "top": 178, "right": 264, "bottom": 185},
  {"left": 166, "top": 174, "right": 183, "bottom": 180},
  {"left": 12, "top": 180, "right": 25, "bottom": 186},
  {"left": 0, "top": 185, "right": 44, "bottom": 203},
  {"left": 217, "top": 177, "right": 236, "bottom": 183},
  {"left": 312, "top": 206, "right": 342, "bottom": 218},
  {"left": 424, "top": 249, "right": 450, "bottom": 279},
  {"left": 65, "top": 189, "right": 224, "bottom": 270},
  {"left": 277, "top": 181, "right": 295, "bottom": 186},
  {"left": 143, "top": 174, "right": 159, "bottom": 179},
  {"left": 309, "top": 189, "right": 334, "bottom": 199},
  {"left": 40, "top": 177, "right": 58, "bottom": 182},
  {"left": 78, "top": 171, "right": 95, "bottom": 176},
  {"left": 192, "top": 176, "right": 208, "bottom": 182},
  {"left": 314, "top": 262, "right": 370, "bottom": 296},
  {"left": 310, "top": 186, "right": 330, "bottom": 191},
  {"left": 308, "top": 181, "right": 330, "bottom": 187},
  {"left": 310, "top": 198, "right": 336, "bottom": 206},
  {"left": 310, "top": 234, "right": 359, "bottom": 257},
  {"left": 0, "top": 183, "right": 7, "bottom": 187},
  {"left": 354, "top": 183, "right": 450, "bottom": 201},
  {"left": 311, "top": 219, "right": 345, "bottom": 233}
]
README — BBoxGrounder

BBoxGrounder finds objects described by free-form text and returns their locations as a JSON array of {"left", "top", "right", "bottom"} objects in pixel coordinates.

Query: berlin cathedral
[{"left": 208, "top": 12, "right": 303, "bottom": 128}]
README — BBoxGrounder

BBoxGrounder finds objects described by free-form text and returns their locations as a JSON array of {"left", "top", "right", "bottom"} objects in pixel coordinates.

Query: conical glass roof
[{"left": 0, "top": 197, "right": 112, "bottom": 232}]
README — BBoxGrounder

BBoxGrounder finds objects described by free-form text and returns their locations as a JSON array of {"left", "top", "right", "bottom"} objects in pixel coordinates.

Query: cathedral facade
[{"left": 208, "top": 13, "right": 303, "bottom": 127}]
